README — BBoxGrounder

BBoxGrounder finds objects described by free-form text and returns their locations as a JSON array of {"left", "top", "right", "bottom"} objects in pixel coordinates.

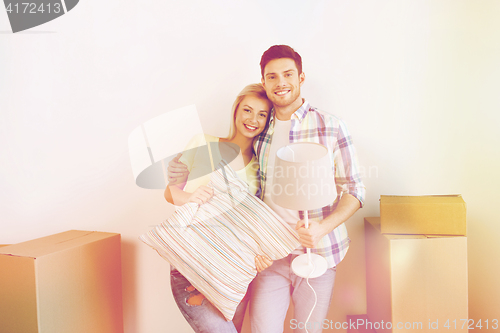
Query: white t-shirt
[{"left": 263, "top": 118, "right": 304, "bottom": 254}]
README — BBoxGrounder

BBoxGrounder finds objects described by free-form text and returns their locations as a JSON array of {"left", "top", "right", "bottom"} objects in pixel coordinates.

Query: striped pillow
[{"left": 140, "top": 161, "right": 300, "bottom": 321}]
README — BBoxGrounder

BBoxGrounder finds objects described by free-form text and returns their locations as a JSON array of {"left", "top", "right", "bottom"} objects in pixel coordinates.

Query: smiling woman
[
  {"left": 224, "top": 84, "right": 273, "bottom": 147},
  {"left": 222, "top": 94, "right": 270, "bottom": 166},
  {"left": 162, "top": 83, "right": 274, "bottom": 333},
  {"left": 235, "top": 96, "right": 269, "bottom": 134},
  {"left": 166, "top": 83, "right": 272, "bottom": 204}
]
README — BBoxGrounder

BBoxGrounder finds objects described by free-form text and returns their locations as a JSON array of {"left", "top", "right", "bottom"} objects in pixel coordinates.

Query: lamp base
[{"left": 291, "top": 253, "right": 328, "bottom": 278}]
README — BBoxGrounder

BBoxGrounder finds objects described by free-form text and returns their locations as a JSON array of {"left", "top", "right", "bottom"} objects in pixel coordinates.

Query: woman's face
[{"left": 234, "top": 95, "right": 271, "bottom": 139}]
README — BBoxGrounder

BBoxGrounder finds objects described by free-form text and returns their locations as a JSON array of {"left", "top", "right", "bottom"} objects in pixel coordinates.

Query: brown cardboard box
[
  {"left": 0, "top": 230, "right": 123, "bottom": 333},
  {"left": 365, "top": 217, "right": 468, "bottom": 332},
  {"left": 380, "top": 195, "right": 466, "bottom": 235}
]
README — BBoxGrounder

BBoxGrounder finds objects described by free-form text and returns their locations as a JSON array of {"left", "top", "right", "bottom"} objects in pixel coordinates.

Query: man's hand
[
  {"left": 187, "top": 185, "right": 214, "bottom": 205},
  {"left": 294, "top": 194, "right": 362, "bottom": 248},
  {"left": 295, "top": 220, "right": 330, "bottom": 248},
  {"left": 255, "top": 255, "right": 273, "bottom": 273},
  {"left": 168, "top": 153, "right": 189, "bottom": 186}
]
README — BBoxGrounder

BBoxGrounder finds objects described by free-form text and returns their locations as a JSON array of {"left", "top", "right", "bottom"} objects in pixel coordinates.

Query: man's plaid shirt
[{"left": 254, "top": 100, "right": 366, "bottom": 268}]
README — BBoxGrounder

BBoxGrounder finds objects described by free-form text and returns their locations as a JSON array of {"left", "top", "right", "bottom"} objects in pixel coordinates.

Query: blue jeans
[
  {"left": 249, "top": 254, "right": 336, "bottom": 333},
  {"left": 170, "top": 268, "right": 249, "bottom": 333}
]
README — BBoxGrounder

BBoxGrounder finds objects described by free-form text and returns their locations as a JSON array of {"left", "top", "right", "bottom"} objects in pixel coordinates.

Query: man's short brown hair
[{"left": 260, "top": 45, "right": 303, "bottom": 78}]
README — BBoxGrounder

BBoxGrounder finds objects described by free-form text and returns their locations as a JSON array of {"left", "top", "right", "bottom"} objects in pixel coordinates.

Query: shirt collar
[
  {"left": 292, "top": 99, "right": 310, "bottom": 123},
  {"left": 270, "top": 99, "right": 310, "bottom": 125}
]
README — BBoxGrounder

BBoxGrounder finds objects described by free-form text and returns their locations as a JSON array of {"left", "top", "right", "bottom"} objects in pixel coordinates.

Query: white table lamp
[{"left": 272, "top": 142, "right": 337, "bottom": 278}]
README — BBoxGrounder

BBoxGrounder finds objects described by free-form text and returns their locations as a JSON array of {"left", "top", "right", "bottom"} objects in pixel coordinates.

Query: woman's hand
[
  {"left": 255, "top": 255, "right": 273, "bottom": 273},
  {"left": 187, "top": 185, "right": 214, "bottom": 205}
]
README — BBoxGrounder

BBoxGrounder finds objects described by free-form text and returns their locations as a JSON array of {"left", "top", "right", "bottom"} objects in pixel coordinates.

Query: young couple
[{"left": 166, "top": 45, "right": 366, "bottom": 333}]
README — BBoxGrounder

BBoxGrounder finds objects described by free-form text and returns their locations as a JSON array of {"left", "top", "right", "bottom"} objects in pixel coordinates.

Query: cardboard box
[
  {"left": 380, "top": 195, "right": 466, "bottom": 235},
  {"left": 0, "top": 230, "right": 123, "bottom": 333},
  {"left": 365, "top": 217, "right": 468, "bottom": 332}
]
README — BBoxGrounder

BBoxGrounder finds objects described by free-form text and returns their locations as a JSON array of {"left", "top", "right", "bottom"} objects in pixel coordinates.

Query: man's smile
[{"left": 275, "top": 89, "right": 290, "bottom": 96}]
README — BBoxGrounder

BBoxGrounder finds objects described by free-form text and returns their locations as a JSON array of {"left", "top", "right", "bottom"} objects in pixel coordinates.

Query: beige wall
[{"left": 1, "top": 1, "right": 499, "bottom": 332}]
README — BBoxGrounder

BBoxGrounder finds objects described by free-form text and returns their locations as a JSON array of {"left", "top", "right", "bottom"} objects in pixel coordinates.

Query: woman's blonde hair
[{"left": 225, "top": 83, "right": 272, "bottom": 140}]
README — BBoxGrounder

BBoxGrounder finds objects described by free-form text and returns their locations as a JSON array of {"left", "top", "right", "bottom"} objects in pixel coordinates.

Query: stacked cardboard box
[
  {"left": 380, "top": 195, "right": 466, "bottom": 235},
  {"left": 365, "top": 195, "right": 468, "bottom": 332},
  {"left": 0, "top": 230, "right": 123, "bottom": 333}
]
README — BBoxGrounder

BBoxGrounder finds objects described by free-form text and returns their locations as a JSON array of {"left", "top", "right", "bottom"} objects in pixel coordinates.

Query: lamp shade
[
  {"left": 271, "top": 142, "right": 337, "bottom": 211},
  {"left": 128, "top": 105, "right": 205, "bottom": 189}
]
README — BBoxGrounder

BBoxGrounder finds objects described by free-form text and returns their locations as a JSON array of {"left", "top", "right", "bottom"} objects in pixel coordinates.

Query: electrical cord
[{"left": 304, "top": 261, "right": 317, "bottom": 333}]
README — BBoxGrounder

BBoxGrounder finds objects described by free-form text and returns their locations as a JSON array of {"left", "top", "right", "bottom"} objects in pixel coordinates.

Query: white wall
[{"left": 1, "top": 1, "right": 499, "bottom": 332}]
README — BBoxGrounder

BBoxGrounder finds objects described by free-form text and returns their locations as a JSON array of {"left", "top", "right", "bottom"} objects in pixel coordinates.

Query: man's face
[{"left": 261, "top": 58, "right": 305, "bottom": 110}]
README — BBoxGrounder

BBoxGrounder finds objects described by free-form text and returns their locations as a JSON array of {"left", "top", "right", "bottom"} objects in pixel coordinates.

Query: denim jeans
[
  {"left": 249, "top": 254, "right": 336, "bottom": 333},
  {"left": 170, "top": 268, "right": 249, "bottom": 333}
]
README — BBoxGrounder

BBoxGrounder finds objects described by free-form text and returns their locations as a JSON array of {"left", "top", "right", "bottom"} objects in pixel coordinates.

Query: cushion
[{"left": 140, "top": 161, "right": 300, "bottom": 320}]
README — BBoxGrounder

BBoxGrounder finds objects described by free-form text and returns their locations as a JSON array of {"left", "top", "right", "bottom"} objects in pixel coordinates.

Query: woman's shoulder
[
  {"left": 203, "top": 134, "right": 219, "bottom": 142},
  {"left": 244, "top": 154, "right": 259, "bottom": 172},
  {"left": 183, "top": 133, "right": 219, "bottom": 151},
  {"left": 180, "top": 133, "right": 220, "bottom": 169},
  {"left": 189, "top": 133, "right": 219, "bottom": 145}
]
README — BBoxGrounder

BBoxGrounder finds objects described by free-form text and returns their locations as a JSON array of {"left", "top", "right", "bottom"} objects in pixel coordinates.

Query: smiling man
[
  {"left": 166, "top": 45, "right": 365, "bottom": 333},
  {"left": 249, "top": 45, "right": 366, "bottom": 333}
]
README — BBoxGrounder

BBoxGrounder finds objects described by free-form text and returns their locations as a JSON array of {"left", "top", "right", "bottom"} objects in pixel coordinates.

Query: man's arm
[
  {"left": 296, "top": 118, "right": 365, "bottom": 248},
  {"left": 164, "top": 154, "right": 190, "bottom": 204},
  {"left": 167, "top": 153, "right": 189, "bottom": 187}
]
